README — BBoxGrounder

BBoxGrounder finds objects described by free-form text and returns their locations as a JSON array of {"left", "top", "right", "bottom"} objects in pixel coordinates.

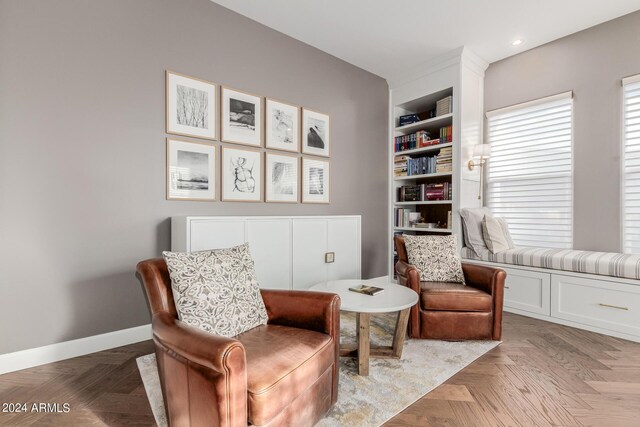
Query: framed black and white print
[
  {"left": 302, "top": 109, "right": 330, "bottom": 157},
  {"left": 221, "top": 87, "right": 262, "bottom": 147},
  {"left": 265, "top": 153, "right": 299, "bottom": 203},
  {"left": 265, "top": 99, "right": 299, "bottom": 152},
  {"left": 166, "top": 138, "right": 216, "bottom": 201},
  {"left": 221, "top": 146, "right": 262, "bottom": 202},
  {"left": 302, "top": 157, "right": 330, "bottom": 204},
  {"left": 166, "top": 71, "right": 216, "bottom": 140}
]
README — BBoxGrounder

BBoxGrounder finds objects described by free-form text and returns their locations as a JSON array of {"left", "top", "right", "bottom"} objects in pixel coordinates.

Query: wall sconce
[{"left": 467, "top": 144, "right": 491, "bottom": 201}]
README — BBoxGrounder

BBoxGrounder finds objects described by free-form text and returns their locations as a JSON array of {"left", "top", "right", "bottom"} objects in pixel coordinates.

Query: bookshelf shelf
[
  {"left": 394, "top": 113, "right": 453, "bottom": 134},
  {"left": 395, "top": 200, "right": 452, "bottom": 206},
  {"left": 394, "top": 142, "right": 453, "bottom": 157},
  {"left": 394, "top": 172, "right": 452, "bottom": 181},
  {"left": 393, "top": 227, "right": 452, "bottom": 233}
]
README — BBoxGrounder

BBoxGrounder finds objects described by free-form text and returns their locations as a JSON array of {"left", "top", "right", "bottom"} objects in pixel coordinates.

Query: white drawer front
[
  {"left": 502, "top": 267, "right": 551, "bottom": 315},
  {"left": 551, "top": 274, "right": 640, "bottom": 337}
]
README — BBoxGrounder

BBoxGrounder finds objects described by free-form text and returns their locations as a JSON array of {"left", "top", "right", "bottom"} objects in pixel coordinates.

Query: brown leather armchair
[
  {"left": 137, "top": 258, "right": 341, "bottom": 427},
  {"left": 394, "top": 236, "right": 505, "bottom": 340}
]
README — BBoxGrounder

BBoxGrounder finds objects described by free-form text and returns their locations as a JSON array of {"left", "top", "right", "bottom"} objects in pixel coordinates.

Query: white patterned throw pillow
[
  {"left": 162, "top": 243, "right": 268, "bottom": 337},
  {"left": 404, "top": 235, "right": 465, "bottom": 284}
]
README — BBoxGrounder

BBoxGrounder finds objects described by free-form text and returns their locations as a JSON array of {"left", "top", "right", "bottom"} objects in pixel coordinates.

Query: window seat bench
[{"left": 461, "top": 247, "right": 640, "bottom": 343}]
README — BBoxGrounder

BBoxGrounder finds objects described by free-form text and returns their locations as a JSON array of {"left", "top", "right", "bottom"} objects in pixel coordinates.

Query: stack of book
[
  {"left": 439, "top": 125, "right": 453, "bottom": 143},
  {"left": 397, "top": 182, "right": 451, "bottom": 202},
  {"left": 424, "top": 182, "right": 451, "bottom": 200},
  {"left": 394, "top": 156, "right": 409, "bottom": 177},
  {"left": 436, "top": 147, "right": 452, "bottom": 173},
  {"left": 436, "top": 96, "right": 453, "bottom": 116}
]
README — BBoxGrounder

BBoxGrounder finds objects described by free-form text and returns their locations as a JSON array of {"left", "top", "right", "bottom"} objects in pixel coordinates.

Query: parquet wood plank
[
  {"left": 1, "top": 312, "right": 638, "bottom": 426},
  {"left": 423, "top": 384, "right": 474, "bottom": 402}
]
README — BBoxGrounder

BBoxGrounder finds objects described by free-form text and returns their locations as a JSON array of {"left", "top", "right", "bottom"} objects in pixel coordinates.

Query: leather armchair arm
[
  {"left": 260, "top": 289, "right": 340, "bottom": 337},
  {"left": 461, "top": 262, "right": 506, "bottom": 296},
  {"left": 151, "top": 312, "right": 247, "bottom": 426},
  {"left": 395, "top": 260, "right": 421, "bottom": 294},
  {"left": 152, "top": 311, "right": 245, "bottom": 373}
]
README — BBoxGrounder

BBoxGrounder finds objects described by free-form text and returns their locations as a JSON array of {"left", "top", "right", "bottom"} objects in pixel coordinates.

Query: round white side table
[{"left": 310, "top": 278, "right": 418, "bottom": 375}]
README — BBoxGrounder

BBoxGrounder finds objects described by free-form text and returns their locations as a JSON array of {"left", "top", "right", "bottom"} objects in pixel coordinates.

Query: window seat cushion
[{"left": 461, "top": 246, "right": 640, "bottom": 280}]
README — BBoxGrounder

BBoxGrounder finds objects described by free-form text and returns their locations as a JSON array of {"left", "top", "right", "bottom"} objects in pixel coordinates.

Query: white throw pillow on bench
[{"left": 482, "top": 215, "right": 513, "bottom": 254}]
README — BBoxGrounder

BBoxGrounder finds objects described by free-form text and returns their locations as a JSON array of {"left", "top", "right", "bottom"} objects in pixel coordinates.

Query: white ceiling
[{"left": 211, "top": 0, "right": 640, "bottom": 80}]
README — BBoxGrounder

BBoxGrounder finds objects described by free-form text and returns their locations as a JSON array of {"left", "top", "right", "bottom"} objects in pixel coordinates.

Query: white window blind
[
  {"left": 623, "top": 75, "right": 640, "bottom": 254},
  {"left": 486, "top": 92, "right": 573, "bottom": 249}
]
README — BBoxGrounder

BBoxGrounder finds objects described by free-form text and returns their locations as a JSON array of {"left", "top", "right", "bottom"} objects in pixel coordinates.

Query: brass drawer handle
[{"left": 598, "top": 303, "right": 629, "bottom": 311}]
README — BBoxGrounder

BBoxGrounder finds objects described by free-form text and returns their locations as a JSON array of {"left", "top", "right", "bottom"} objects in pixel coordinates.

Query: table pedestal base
[{"left": 339, "top": 308, "right": 411, "bottom": 375}]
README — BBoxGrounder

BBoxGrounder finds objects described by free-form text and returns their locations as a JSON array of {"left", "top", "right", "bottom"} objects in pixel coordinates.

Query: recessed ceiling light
[{"left": 511, "top": 39, "right": 523, "bottom": 46}]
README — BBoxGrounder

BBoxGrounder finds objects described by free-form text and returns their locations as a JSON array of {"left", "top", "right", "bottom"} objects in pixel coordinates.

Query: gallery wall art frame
[
  {"left": 166, "top": 138, "right": 216, "bottom": 201},
  {"left": 221, "top": 86, "right": 263, "bottom": 147},
  {"left": 221, "top": 146, "right": 263, "bottom": 202},
  {"left": 301, "top": 108, "right": 330, "bottom": 157},
  {"left": 265, "top": 152, "right": 299, "bottom": 203},
  {"left": 302, "top": 156, "right": 330, "bottom": 204},
  {"left": 166, "top": 71, "right": 217, "bottom": 140},
  {"left": 265, "top": 98, "right": 300, "bottom": 153}
]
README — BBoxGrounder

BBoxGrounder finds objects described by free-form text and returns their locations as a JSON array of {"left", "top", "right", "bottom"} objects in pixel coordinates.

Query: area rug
[{"left": 137, "top": 313, "right": 499, "bottom": 427}]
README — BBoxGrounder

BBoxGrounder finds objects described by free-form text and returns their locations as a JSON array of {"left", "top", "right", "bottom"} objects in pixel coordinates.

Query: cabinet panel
[
  {"left": 552, "top": 274, "right": 640, "bottom": 337},
  {"left": 292, "top": 219, "right": 328, "bottom": 289},
  {"left": 247, "top": 219, "right": 291, "bottom": 290},
  {"left": 501, "top": 267, "right": 551, "bottom": 315},
  {"left": 327, "top": 218, "right": 361, "bottom": 281},
  {"left": 189, "top": 220, "right": 246, "bottom": 251}
]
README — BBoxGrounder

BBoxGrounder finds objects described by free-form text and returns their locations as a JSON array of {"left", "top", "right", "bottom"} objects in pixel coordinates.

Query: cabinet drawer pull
[
  {"left": 504, "top": 286, "right": 510, "bottom": 289},
  {"left": 598, "top": 303, "right": 629, "bottom": 311}
]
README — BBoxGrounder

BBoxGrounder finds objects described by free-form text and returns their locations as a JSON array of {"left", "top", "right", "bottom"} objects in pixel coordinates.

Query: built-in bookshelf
[
  {"left": 388, "top": 48, "right": 488, "bottom": 278},
  {"left": 392, "top": 87, "right": 455, "bottom": 239}
]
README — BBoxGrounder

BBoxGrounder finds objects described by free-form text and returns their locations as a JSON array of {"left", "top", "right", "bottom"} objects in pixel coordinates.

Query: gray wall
[
  {"left": 484, "top": 10, "right": 640, "bottom": 252},
  {"left": 0, "top": 0, "right": 388, "bottom": 354}
]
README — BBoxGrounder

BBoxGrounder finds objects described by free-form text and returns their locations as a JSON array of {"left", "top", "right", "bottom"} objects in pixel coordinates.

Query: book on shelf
[
  {"left": 394, "top": 208, "right": 415, "bottom": 227},
  {"left": 349, "top": 284, "right": 385, "bottom": 296},
  {"left": 395, "top": 131, "right": 442, "bottom": 153},
  {"left": 394, "top": 147, "right": 453, "bottom": 177},
  {"left": 439, "top": 125, "right": 453, "bottom": 143},
  {"left": 397, "top": 182, "right": 451, "bottom": 202},
  {"left": 398, "top": 113, "right": 420, "bottom": 126}
]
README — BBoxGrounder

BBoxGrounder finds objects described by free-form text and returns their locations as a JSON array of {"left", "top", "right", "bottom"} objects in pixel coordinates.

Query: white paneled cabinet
[
  {"left": 501, "top": 267, "right": 551, "bottom": 316},
  {"left": 552, "top": 274, "right": 640, "bottom": 338},
  {"left": 171, "top": 216, "right": 361, "bottom": 290}
]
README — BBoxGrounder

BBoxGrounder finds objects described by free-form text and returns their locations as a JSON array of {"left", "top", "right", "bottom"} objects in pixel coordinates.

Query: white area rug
[{"left": 137, "top": 313, "right": 499, "bottom": 427}]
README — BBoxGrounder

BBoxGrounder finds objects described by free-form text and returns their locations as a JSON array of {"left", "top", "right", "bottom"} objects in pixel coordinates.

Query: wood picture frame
[
  {"left": 166, "top": 138, "right": 216, "bottom": 201},
  {"left": 265, "top": 98, "right": 300, "bottom": 152},
  {"left": 166, "top": 71, "right": 217, "bottom": 140},
  {"left": 302, "top": 157, "right": 330, "bottom": 204},
  {"left": 265, "top": 152, "right": 299, "bottom": 203},
  {"left": 221, "top": 146, "right": 263, "bottom": 202},
  {"left": 221, "top": 86, "right": 263, "bottom": 147},
  {"left": 302, "top": 108, "right": 330, "bottom": 157}
]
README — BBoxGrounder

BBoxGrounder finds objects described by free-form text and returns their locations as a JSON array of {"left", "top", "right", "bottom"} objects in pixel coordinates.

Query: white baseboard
[{"left": 0, "top": 324, "right": 152, "bottom": 375}]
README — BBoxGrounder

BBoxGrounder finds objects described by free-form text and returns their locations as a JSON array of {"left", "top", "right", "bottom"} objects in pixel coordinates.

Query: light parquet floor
[
  {"left": 385, "top": 314, "right": 640, "bottom": 427},
  {"left": 0, "top": 313, "right": 638, "bottom": 426}
]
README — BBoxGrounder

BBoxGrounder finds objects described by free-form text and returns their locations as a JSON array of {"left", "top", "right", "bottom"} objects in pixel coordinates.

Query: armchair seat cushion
[
  {"left": 420, "top": 281, "right": 492, "bottom": 312},
  {"left": 237, "top": 324, "right": 334, "bottom": 426}
]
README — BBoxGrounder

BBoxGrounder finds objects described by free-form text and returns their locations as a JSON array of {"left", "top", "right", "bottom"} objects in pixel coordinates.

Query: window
[
  {"left": 622, "top": 74, "right": 640, "bottom": 254},
  {"left": 486, "top": 92, "right": 573, "bottom": 249}
]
